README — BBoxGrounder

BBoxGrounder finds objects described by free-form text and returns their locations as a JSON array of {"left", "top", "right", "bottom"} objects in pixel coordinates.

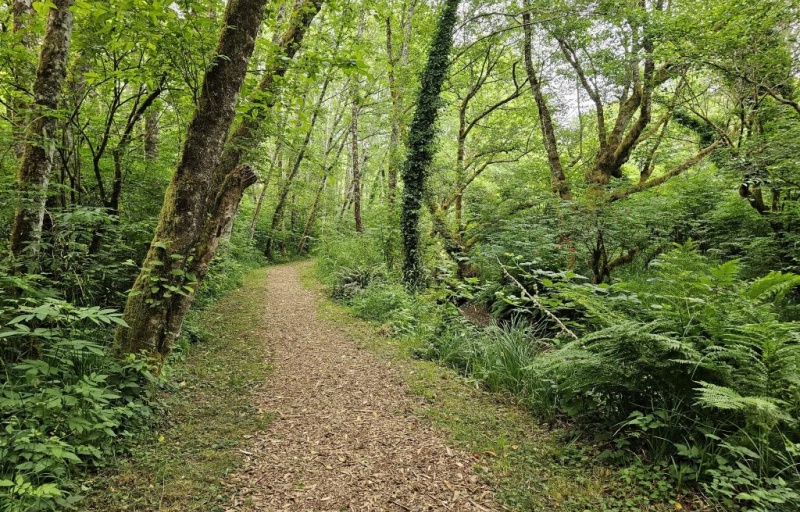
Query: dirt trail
[{"left": 226, "top": 263, "right": 499, "bottom": 512}]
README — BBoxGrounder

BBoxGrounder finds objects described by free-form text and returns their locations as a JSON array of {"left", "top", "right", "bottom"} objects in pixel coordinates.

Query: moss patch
[{"left": 84, "top": 268, "right": 272, "bottom": 511}]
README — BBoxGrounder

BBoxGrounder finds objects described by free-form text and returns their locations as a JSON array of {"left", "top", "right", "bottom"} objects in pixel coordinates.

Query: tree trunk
[
  {"left": 10, "top": 0, "right": 75, "bottom": 260},
  {"left": 401, "top": 0, "right": 461, "bottom": 287},
  {"left": 385, "top": 16, "right": 401, "bottom": 207},
  {"left": 10, "top": 0, "right": 35, "bottom": 159},
  {"left": 384, "top": 1, "right": 416, "bottom": 206},
  {"left": 297, "top": 173, "right": 327, "bottom": 255},
  {"left": 522, "top": 10, "right": 570, "bottom": 200},
  {"left": 351, "top": 98, "right": 362, "bottom": 232},
  {"left": 455, "top": 130, "right": 466, "bottom": 239},
  {"left": 350, "top": 8, "right": 364, "bottom": 232},
  {"left": 144, "top": 103, "right": 160, "bottom": 161},
  {"left": 114, "top": 0, "right": 269, "bottom": 360}
]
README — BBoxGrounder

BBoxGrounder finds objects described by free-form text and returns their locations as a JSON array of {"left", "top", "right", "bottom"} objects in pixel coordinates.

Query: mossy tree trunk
[
  {"left": 9, "top": 0, "right": 75, "bottom": 261},
  {"left": 400, "top": 0, "right": 460, "bottom": 288},
  {"left": 114, "top": 0, "right": 269, "bottom": 360}
]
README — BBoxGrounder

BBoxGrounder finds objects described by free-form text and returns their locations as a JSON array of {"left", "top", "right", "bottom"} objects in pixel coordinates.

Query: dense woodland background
[{"left": 1, "top": 0, "right": 800, "bottom": 510}]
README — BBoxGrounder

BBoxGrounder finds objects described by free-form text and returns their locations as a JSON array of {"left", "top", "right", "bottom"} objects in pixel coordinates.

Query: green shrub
[
  {"left": 350, "top": 281, "right": 412, "bottom": 323},
  {"left": 315, "top": 230, "right": 391, "bottom": 301},
  {"left": 194, "top": 221, "right": 266, "bottom": 309},
  {"left": 0, "top": 300, "right": 158, "bottom": 512}
]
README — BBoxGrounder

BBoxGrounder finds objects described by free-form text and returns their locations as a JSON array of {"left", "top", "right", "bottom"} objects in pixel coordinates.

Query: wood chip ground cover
[{"left": 226, "top": 263, "right": 497, "bottom": 511}]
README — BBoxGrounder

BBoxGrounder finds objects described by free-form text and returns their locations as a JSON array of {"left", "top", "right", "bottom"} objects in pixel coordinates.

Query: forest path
[{"left": 226, "top": 262, "right": 499, "bottom": 511}]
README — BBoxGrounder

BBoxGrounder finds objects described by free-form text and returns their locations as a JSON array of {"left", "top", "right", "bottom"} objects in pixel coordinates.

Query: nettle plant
[{"left": 0, "top": 297, "right": 158, "bottom": 511}]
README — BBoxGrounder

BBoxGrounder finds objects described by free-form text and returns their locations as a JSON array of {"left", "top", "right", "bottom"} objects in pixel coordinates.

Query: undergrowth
[
  {"left": 0, "top": 218, "right": 265, "bottom": 511},
  {"left": 316, "top": 236, "right": 800, "bottom": 511},
  {"left": 82, "top": 267, "right": 272, "bottom": 511}
]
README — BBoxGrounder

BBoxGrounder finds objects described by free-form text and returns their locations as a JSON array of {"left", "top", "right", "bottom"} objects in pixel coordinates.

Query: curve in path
[{"left": 227, "top": 263, "right": 499, "bottom": 511}]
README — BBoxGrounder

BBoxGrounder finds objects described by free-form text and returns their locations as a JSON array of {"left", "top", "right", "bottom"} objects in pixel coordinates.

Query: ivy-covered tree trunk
[
  {"left": 400, "top": 0, "right": 460, "bottom": 287},
  {"left": 9, "top": 0, "right": 75, "bottom": 260},
  {"left": 114, "top": 0, "right": 269, "bottom": 360}
]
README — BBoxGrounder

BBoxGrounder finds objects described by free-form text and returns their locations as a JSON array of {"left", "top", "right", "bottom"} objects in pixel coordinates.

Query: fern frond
[
  {"left": 695, "top": 381, "right": 792, "bottom": 425},
  {"left": 709, "top": 259, "right": 741, "bottom": 287},
  {"left": 747, "top": 271, "right": 800, "bottom": 303}
]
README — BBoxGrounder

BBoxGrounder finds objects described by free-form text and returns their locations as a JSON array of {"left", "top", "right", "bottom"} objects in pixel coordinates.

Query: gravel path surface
[{"left": 226, "top": 263, "right": 499, "bottom": 511}]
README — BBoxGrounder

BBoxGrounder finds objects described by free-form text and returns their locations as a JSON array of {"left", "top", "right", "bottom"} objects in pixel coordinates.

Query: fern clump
[{"left": 530, "top": 244, "right": 800, "bottom": 510}]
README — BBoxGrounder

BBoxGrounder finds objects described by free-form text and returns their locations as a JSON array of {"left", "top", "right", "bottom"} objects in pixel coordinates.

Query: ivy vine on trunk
[{"left": 400, "top": 0, "right": 460, "bottom": 288}]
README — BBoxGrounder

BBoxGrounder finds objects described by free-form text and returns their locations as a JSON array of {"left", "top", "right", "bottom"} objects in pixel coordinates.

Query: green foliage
[
  {"left": 0, "top": 299, "right": 158, "bottom": 512},
  {"left": 315, "top": 229, "right": 390, "bottom": 300},
  {"left": 520, "top": 245, "right": 800, "bottom": 510},
  {"left": 193, "top": 220, "right": 267, "bottom": 309}
]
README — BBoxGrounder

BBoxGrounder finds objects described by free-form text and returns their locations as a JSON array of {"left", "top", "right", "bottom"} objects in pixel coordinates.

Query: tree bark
[
  {"left": 10, "top": 0, "right": 35, "bottom": 159},
  {"left": 522, "top": 10, "right": 570, "bottom": 200},
  {"left": 350, "top": 6, "right": 365, "bottom": 232},
  {"left": 144, "top": 103, "right": 160, "bottom": 161},
  {"left": 401, "top": 0, "right": 460, "bottom": 288},
  {"left": 385, "top": 16, "right": 401, "bottom": 207},
  {"left": 9, "top": 0, "right": 75, "bottom": 260},
  {"left": 114, "top": 0, "right": 269, "bottom": 360},
  {"left": 351, "top": 97, "right": 362, "bottom": 232}
]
